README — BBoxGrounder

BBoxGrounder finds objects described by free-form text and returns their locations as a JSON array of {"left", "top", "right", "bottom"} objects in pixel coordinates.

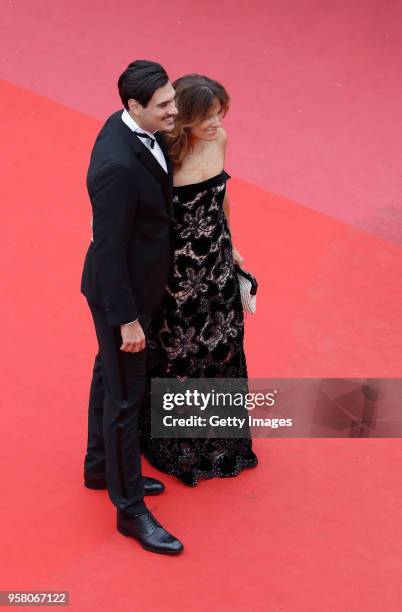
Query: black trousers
[{"left": 84, "top": 302, "right": 152, "bottom": 516}]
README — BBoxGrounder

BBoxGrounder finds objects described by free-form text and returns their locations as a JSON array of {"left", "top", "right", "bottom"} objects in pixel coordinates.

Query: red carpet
[
  {"left": 1, "top": 1, "right": 402, "bottom": 239},
  {"left": 1, "top": 78, "right": 402, "bottom": 610}
]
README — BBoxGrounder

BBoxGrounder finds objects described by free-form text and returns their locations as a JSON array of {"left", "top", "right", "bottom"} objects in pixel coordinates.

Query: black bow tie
[{"left": 134, "top": 131, "right": 156, "bottom": 149}]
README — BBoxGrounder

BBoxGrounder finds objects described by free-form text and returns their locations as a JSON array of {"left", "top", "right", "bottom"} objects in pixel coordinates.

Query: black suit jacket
[{"left": 81, "top": 111, "right": 173, "bottom": 326}]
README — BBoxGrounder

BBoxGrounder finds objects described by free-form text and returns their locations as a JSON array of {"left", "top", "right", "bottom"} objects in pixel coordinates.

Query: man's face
[{"left": 128, "top": 81, "right": 178, "bottom": 133}]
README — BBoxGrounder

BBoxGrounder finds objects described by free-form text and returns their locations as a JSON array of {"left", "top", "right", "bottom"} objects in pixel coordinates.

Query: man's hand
[
  {"left": 120, "top": 320, "right": 146, "bottom": 353},
  {"left": 233, "top": 246, "right": 244, "bottom": 267}
]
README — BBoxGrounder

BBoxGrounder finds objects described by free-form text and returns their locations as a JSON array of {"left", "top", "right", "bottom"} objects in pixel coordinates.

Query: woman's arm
[
  {"left": 223, "top": 192, "right": 244, "bottom": 266},
  {"left": 219, "top": 127, "right": 244, "bottom": 267},
  {"left": 223, "top": 192, "right": 231, "bottom": 226}
]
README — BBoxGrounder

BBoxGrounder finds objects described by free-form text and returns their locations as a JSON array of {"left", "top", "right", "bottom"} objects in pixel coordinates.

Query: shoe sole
[
  {"left": 144, "top": 488, "right": 165, "bottom": 496},
  {"left": 117, "top": 525, "right": 183, "bottom": 555},
  {"left": 85, "top": 481, "right": 165, "bottom": 496}
]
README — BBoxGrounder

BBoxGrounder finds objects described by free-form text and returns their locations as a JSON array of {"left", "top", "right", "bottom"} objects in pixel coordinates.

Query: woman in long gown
[{"left": 140, "top": 74, "right": 258, "bottom": 486}]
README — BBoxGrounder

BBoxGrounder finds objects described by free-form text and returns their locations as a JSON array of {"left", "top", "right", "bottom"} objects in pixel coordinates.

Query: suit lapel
[
  {"left": 121, "top": 123, "right": 172, "bottom": 216},
  {"left": 156, "top": 133, "right": 173, "bottom": 217},
  {"left": 137, "top": 146, "right": 168, "bottom": 189},
  {"left": 166, "top": 157, "right": 173, "bottom": 217}
]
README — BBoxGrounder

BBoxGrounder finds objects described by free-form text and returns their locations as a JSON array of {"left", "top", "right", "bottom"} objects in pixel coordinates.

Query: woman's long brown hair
[{"left": 165, "top": 74, "right": 230, "bottom": 170}]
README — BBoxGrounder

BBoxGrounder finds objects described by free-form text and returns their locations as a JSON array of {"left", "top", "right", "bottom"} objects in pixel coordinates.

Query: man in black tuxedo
[{"left": 81, "top": 60, "right": 183, "bottom": 554}]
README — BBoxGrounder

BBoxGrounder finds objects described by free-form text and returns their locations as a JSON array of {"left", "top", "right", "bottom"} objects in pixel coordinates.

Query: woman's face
[{"left": 190, "top": 97, "right": 224, "bottom": 142}]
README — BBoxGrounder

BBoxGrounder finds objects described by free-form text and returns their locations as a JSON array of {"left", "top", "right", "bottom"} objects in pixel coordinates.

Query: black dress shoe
[
  {"left": 84, "top": 473, "right": 165, "bottom": 496},
  {"left": 143, "top": 476, "right": 165, "bottom": 496},
  {"left": 117, "top": 509, "right": 184, "bottom": 555}
]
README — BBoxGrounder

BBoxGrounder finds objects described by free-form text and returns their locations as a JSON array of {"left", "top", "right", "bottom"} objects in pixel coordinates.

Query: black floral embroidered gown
[{"left": 139, "top": 170, "right": 258, "bottom": 486}]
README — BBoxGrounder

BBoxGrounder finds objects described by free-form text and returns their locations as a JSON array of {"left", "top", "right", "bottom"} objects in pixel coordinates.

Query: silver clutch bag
[{"left": 235, "top": 265, "right": 258, "bottom": 314}]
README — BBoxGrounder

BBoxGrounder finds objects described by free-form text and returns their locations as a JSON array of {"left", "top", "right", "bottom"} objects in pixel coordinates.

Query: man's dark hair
[{"left": 118, "top": 60, "right": 169, "bottom": 110}]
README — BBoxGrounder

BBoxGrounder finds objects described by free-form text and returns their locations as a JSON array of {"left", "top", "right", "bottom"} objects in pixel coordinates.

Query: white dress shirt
[{"left": 121, "top": 109, "right": 167, "bottom": 173}]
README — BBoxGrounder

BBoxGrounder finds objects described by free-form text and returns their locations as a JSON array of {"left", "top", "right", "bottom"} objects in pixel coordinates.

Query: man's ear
[{"left": 128, "top": 98, "right": 142, "bottom": 116}]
